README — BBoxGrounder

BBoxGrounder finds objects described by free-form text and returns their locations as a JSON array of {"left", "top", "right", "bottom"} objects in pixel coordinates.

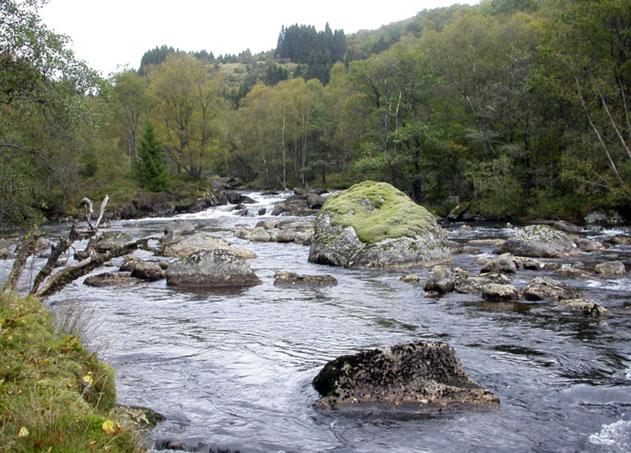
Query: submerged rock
[
  {"left": 424, "top": 265, "right": 455, "bottom": 294},
  {"left": 522, "top": 277, "right": 578, "bottom": 301},
  {"left": 558, "top": 298, "right": 607, "bottom": 316},
  {"left": 595, "top": 261, "right": 626, "bottom": 277},
  {"left": 312, "top": 342, "right": 499, "bottom": 414},
  {"left": 165, "top": 249, "right": 261, "bottom": 289},
  {"left": 308, "top": 181, "right": 450, "bottom": 268},
  {"left": 498, "top": 225, "right": 577, "bottom": 258},
  {"left": 273, "top": 271, "right": 337, "bottom": 287}
]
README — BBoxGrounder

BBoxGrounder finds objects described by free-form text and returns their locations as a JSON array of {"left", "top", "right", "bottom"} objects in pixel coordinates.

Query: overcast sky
[{"left": 41, "top": 0, "right": 478, "bottom": 76}]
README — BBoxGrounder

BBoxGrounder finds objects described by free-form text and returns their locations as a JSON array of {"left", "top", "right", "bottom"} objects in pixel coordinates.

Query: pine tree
[{"left": 135, "top": 124, "right": 169, "bottom": 192}]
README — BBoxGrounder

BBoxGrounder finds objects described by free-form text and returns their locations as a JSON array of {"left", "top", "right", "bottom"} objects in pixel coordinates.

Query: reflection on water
[{"left": 1, "top": 194, "right": 631, "bottom": 451}]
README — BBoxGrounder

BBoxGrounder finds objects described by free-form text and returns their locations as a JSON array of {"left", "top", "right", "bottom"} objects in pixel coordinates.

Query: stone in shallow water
[
  {"left": 400, "top": 273, "right": 420, "bottom": 283},
  {"left": 522, "top": 277, "right": 579, "bottom": 301},
  {"left": 130, "top": 261, "right": 164, "bottom": 281},
  {"left": 498, "top": 225, "right": 577, "bottom": 258},
  {"left": 424, "top": 265, "right": 455, "bottom": 294},
  {"left": 273, "top": 271, "right": 337, "bottom": 287},
  {"left": 482, "top": 283, "right": 519, "bottom": 301},
  {"left": 312, "top": 341, "right": 499, "bottom": 415},
  {"left": 558, "top": 299, "right": 607, "bottom": 316},
  {"left": 595, "top": 261, "right": 626, "bottom": 277},
  {"left": 84, "top": 272, "right": 139, "bottom": 288}
]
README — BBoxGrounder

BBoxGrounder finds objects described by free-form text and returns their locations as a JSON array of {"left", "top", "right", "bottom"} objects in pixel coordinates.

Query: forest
[{"left": 1, "top": 0, "right": 630, "bottom": 228}]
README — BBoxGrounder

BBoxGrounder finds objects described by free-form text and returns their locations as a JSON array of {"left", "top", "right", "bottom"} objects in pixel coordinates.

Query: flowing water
[{"left": 2, "top": 192, "right": 631, "bottom": 452}]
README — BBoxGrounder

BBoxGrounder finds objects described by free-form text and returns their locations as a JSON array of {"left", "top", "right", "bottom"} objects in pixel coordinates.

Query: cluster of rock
[
  {"left": 114, "top": 177, "right": 255, "bottom": 219},
  {"left": 234, "top": 219, "right": 314, "bottom": 245},
  {"left": 417, "top": 240, "right": 617, "bottom": 316},
  {"left": 270, "top": 189, "right": 326, "bottom": 216}
]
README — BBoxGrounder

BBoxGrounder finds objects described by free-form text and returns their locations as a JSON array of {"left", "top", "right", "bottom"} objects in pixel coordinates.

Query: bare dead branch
[
  {"left": 598, "top": 89, "right": 631, "bottom": 161},
  {"left": 575, "top": 76, "right": 624, "bottom": 185},
  {"left": 33, "top": 237, "right": 156, "bottom": 298},
  {"left": 94, "top": 195, "right": 109, "bottom": 230},
  {"left": 80, "top": 197, "right": 94, "bottom": 229}
]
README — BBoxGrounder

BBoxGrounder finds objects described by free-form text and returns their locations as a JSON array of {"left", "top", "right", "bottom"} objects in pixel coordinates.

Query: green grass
[
  {"left": 321, "top": 180, "right": 438, "bottom": 244},
  {"left": 0, "top": 293, "right": 143, "bottom": 452}
]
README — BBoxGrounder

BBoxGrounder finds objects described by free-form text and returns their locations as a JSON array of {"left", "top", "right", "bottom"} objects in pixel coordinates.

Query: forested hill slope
[{"left": 1, "top": 0, "right": 630, "bottom": 229}]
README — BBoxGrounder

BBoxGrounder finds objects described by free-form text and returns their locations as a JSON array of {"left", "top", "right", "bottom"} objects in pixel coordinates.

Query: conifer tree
[{"left": 135, "top": 124, "right": 169, "bottom": 192}]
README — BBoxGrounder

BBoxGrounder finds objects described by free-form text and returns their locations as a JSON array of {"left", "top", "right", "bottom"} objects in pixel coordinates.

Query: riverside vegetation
[
  {"left": 1, "top": 0, "right": 630, "bottom": 230},
  {"left": 0, "top": 293, "right": 144, "bottom": 452}
]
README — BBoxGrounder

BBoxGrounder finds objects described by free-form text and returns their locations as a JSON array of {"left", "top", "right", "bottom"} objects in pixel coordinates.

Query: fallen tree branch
[
  {"left": 30, "top": 224, "right": 80, "bottom": 293},
  {"left": 33, "top": 236, "right": 156, "bottom": 298}
]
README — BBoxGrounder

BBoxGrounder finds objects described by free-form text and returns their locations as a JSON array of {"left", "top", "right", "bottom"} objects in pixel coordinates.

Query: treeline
[
  {"left": 1, "top": 0, "right": 630, "bottom": 228},
  {"left": 276, "top": 23, "right": 346, "bottom": 83},
  {"left": 139, "top": 45, "right": 259, "bottom": 73}
]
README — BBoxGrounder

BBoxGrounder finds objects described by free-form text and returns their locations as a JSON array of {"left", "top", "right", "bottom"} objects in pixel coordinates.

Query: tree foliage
[{"left": 2, "top": 0, "right": 631, "bottom": 227}]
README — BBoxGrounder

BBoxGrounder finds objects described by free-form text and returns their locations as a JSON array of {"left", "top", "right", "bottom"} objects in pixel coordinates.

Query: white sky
[{"left": 41, "top": 0, "right": 478, "bottom": 76}]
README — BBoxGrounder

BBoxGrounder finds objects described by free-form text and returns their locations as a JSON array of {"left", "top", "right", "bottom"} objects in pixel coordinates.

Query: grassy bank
[{"left": 0, "top": 293, "right": 143, "bottom": 452}]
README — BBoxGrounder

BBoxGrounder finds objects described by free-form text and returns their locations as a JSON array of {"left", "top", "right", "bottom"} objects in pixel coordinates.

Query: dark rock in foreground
[
  {"left": 273, "top": 271, "right": 337, "bottom": 287},
  {"left": 165, "top": 249, "right": 261, "bottom": 288},
  {"left": 312, "top": 342, "right": 499, "bottom": 415}
]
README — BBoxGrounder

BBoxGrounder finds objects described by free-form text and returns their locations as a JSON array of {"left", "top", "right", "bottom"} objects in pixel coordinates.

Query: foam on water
[{"left": 589, "top": 419, "right": 631, "bottom": 448}]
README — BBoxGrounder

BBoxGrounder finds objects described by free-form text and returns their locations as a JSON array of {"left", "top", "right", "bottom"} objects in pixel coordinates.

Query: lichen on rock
[{"left": 312, "top": 341, "right": 499, "bottom": 416}]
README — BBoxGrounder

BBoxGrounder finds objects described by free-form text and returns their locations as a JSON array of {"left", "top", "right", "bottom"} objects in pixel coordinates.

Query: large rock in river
[
  {"left": 312, "top": 342, "right": 499, "bottom": 415},
  {"left": 498, "top": 225, "right": 577, "bottom": 258},
  {"left": 308, "top": 181, "right": 450, "bottom": 268},
  {"left": 165, "top": 249, "right": 261, "bottom": 289}
]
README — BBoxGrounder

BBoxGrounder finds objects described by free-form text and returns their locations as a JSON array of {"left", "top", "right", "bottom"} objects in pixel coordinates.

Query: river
[{"left": 2, "top": 192, "right": 631, "bottom": 452}]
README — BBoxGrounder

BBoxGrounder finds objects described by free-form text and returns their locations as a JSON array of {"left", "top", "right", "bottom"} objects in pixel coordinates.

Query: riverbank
[{"left": 0, "top": 292, "right": 145, "bottom": 452}]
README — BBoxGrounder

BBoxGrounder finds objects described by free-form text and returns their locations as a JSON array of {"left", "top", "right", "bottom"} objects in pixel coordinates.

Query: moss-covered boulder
[{"left": 308, "top": 181, "right": 450, "bottom": 268}]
